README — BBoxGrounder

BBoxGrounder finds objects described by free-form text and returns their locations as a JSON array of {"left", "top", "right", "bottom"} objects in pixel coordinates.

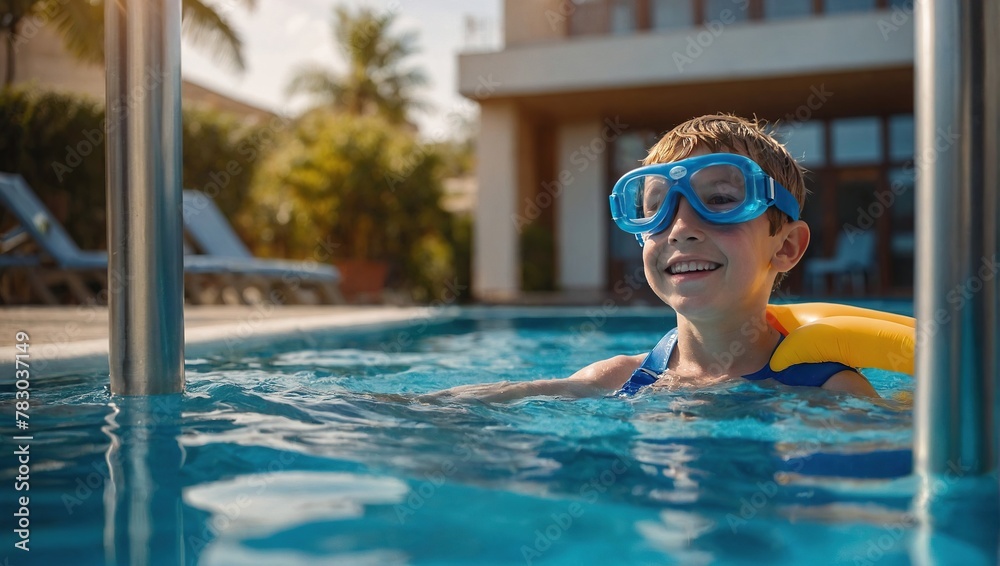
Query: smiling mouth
[{"left": 667, "top": 261, "right": 722, "bottom": 275}]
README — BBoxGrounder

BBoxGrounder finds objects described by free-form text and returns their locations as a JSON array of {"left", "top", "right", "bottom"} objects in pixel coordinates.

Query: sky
[{"left": 181, "top": 0, "right": 501, "bottom": 141}]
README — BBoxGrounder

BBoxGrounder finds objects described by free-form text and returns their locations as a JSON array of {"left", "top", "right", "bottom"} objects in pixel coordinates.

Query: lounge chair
[
  {"left": 0, "top": 246, "right": 42, "bottom": 304},
  {"left": 181, "top": 190, "right": 344, "bottom": 305},
  {"left": 0, "top": 173, "right": 110, "bottom": 304},
  {"left": 0, "top": 174, "right": 342, "bottom": 305},
  {"left": 804, "top": 229, "right": 878, "bottom": 295}
]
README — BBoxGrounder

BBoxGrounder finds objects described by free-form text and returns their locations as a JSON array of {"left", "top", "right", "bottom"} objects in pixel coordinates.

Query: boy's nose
[{"left": 660, "top": 197, "right": 706, "bottom": 244}]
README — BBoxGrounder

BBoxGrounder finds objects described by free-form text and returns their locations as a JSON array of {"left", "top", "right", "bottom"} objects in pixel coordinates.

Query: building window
[
  {"left": 887, "top": 165, "right": 915, "bottom": 286},
  {"left": 888, "top": 114, "right": 914, "bottom": 162},
  {"left": 887, "top": 113, "right": 914, "bottom": 287},
  {"left": 610, "top": 0, "right": 638, "bottom": 34},
  {"left": 832, "top": 117, "right": 883, "bottom": 165},
  {"left": 774, "top": 121, "right": 826, "bottom": 166},
  {"left": 823, "top": 0, "right": 877, "bottom": 14},
  {"left": 568, "top": 0, "right": 895, "bottom": 37},
  {"left": 613, "top": 132, "right": 650, "bottom": 174},
  {"left": 763, "top": 0, "right": 813, "bottom": 20},
  {"left": 569, "top": 0, "right": 611, "bottom": 36},
  {"left": 651, "top": 0, "right": 695, "bottom": 30},
  {"left": 703, "top": 0, "right": 749, "bottom": 23},
  {"left": 888, "top": 167, "right": 916, "bottom": 220},
  {"left": 608, "top": 131, "right": 659, "bottom": 296}
]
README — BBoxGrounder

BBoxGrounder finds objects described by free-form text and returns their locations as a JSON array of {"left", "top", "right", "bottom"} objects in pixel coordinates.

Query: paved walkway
[{"left": 0, "top": 305, "right": 437, "bottom": 377}]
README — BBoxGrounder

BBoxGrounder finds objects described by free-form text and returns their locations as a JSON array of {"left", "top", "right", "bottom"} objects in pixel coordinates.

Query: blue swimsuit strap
[
  {"left": 616, "top": 328, "right": 852, "bottom": 396},
  {"left": 741, "top": 338, "right": 852, "bottom": 387},
  {"left": 616, "top": 328, "right": 678, "bottom": 397}
]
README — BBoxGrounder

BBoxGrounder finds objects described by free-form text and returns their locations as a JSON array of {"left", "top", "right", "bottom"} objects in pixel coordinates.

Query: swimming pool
[{"left": 8, "top": 303, "right": 999, "bottom": 565}]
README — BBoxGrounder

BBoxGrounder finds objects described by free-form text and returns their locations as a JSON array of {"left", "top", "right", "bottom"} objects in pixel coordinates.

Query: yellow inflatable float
[{"left": 765, "top": 303, "right": 916, "bottom": 375}]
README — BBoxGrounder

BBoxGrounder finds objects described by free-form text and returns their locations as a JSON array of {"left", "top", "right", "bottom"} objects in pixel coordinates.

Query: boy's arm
[
  {"left": 419, "top": 354, "right": 645, "bottom": 403},
  {"left": 821, "top": 370, "right": 880, "bottom": 398}
]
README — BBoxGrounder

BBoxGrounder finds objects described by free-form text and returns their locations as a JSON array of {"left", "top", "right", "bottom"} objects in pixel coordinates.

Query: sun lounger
[
  {"left": 0, "top": 174, "right": 343, "bottom": 305},
  {"left": 0, "top": 174, "right": 109, "bottom": 303},
  {"left": 181, "top": 190, "right": 344, "bottom": 304}
]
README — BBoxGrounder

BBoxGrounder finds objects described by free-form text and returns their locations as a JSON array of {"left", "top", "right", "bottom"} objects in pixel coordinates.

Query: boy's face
[{"left": 641, "top": 147, "right": 804, "bottom": 318}]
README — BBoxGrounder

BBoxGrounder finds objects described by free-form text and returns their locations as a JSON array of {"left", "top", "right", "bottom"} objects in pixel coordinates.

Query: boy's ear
[{"left": 772, "top": 220, "right": 810, "bottom": 272}]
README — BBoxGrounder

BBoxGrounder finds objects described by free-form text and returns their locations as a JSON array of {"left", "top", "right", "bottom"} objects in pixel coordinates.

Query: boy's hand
[{"left": 821, "top": 370, "right": 880, "bottom": 398}]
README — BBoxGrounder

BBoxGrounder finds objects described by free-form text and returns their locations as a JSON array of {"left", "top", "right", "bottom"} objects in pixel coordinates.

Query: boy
[{"left": 429, "top": 114, "right": 877, "bottom": 402}]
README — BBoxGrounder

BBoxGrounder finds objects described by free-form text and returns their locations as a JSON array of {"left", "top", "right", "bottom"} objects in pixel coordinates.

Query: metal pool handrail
[
  {"left": 105, "top": 0, "right": 185, "bottom": 396},
  {"left": 914, "top": 0, "right": 998, "bottom": 478}
]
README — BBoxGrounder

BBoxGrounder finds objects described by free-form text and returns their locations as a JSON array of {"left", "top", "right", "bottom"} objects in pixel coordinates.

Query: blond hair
[{"left": 643, "top": 114, "right": 807, "bottom": 236}]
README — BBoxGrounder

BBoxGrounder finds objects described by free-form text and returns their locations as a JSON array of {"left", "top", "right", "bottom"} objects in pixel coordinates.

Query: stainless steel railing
[{"left": 105, "top": 0, "right": 185, "bottom": 395}]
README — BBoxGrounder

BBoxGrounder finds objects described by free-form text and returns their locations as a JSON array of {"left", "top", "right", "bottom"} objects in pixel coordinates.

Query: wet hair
[{"left": 643, "top": 113, "right": 807, "bottom": 236}]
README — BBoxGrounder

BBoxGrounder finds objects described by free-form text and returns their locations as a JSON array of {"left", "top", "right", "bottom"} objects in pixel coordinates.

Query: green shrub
[
  {"left": 0, "top": 88, "right": 107, "bottom": 249},
  {"left": 249, "top": 109, "right": 458, "bottom": 300},
  {"left": 0, "top": 86, "right": 265, "bottom": 250}
]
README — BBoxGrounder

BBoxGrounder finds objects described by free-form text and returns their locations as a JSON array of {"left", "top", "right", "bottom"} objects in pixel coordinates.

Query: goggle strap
[{"left": 770, "top": 180, "right": 800, "bottom": 221}]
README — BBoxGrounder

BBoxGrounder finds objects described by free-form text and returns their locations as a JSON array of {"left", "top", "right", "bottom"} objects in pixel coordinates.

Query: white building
[{"left": 459, "top": 0, "right": 915, "bottom": 303}]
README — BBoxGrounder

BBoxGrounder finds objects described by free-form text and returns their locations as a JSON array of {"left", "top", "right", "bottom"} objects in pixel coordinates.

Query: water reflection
[
  {"left": 103, "top": 396, "right": 185, "bottom": 566},
  {"left": 911, "top": 473, "right": 999, "bottom": 566}
]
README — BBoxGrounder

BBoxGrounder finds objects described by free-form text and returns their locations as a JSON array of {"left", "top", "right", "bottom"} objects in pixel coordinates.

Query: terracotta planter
[{"left": 334, "top": 259, "right": 389, "bottom": 303}]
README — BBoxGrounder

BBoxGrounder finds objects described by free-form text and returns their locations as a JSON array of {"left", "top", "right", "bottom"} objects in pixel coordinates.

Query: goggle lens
[
  {"left": 621, "top": 164, "right": 749, "bottom": 224},
  {"left": 690, "top": 164, "right": 747, "bottom": 213}
]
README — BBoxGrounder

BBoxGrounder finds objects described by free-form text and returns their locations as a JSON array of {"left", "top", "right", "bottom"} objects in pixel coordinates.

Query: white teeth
[{"left": 669, "top": 261, "right": 721, "bottom": 274}]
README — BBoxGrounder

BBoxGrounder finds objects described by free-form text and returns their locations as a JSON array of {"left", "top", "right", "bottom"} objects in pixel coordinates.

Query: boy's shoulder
[
  {"left": 821, "top": 370, "right": 879, "bottom": 398},
  {"left": 566, "top": 353, "right": 645, "bottom": 391}
]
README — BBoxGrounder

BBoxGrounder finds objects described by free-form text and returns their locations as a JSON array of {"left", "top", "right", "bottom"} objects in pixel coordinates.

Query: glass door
[
  {"left": 608, "top": 130, "right": 659, "bottom": 302},
  {"left": 830, "top": 168, "right": 883, "bottom": 294}
]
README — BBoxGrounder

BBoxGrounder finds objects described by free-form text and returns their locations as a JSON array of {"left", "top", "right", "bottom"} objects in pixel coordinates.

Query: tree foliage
[
  {"left": 0, "top": 0, "right": 254, "bottom": 86},
  {"left": 286, "top": 4, "right": 427, "bottom": 125},
  {"left": 0, "top": 86, "right": 107, "bottom": 248},
  {"left": 0, "top": 87, "right": 263, "bottom": 250},
  {"left": 248, "top": 109, "right": 459, "bottom": 300}
]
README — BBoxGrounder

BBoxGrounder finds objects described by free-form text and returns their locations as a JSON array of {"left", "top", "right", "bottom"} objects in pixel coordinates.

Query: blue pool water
[{"left": 5, "top": 306, "right": 999, "bottom": 565}]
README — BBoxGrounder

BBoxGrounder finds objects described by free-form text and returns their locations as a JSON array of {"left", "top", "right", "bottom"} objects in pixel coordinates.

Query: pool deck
[
  {"left": 0, "top": 298, "right": 907, "bottom": 379},
  {"left": 0, "top": 305, "right": 448, "bottom": 377}
]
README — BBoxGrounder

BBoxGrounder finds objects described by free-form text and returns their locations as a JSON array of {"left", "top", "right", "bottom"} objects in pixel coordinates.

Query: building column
[
  {"left": 556, "top": 120, "right": 609, "bottom": 296},
  {"left": 473, "top": 101, "right": 520, "bottom": 301}
]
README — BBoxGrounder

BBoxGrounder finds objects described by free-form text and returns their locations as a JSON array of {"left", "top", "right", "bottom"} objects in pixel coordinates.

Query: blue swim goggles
[{"left": 608, "top": 153, "right": 800, "bottom": 244}]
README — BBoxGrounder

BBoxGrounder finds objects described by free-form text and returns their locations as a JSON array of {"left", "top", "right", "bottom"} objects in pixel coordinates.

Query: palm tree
[
  {"left": 286, "top": 5, "right": 427, "bottom": 126},
  {"left": 1, "top": 0, "right": 254, "bottom": 87}
]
